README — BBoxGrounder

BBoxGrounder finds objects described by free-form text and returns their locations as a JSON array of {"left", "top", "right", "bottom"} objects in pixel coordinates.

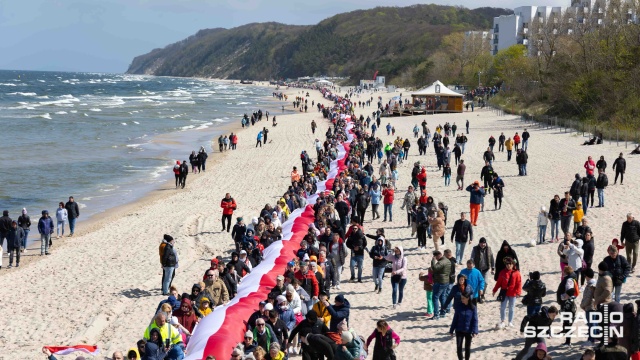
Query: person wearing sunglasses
[{"left": 251, "top": 319, "right": 279, "bottom": 354}]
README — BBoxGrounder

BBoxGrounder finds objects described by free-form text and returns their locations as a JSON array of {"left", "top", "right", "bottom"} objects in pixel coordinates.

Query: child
[
  {"left": 418, "top": 269, "right": 434, "bottom": 318},
  {"left": 537, "top": 206, "right": 549, "bottom": 244},
  {"left": 198, "top": 297, "right": 212, "bottom": 316},
  {"left": 391, "top": 126, "right": 396, "bottom": 136},
  {"left": 398, "top": 148, "right": 404, "bottom": 164},
  {"left": 377, "top": 148, "right": 383, "bottom": 164},
  {"left": 391, "top": 169, "right": 399, "bottom": 190},
  {"left": 443, "top": 164, "right": 452, "bottom": 186},
  {"left": 572, "top": 202, "right": 584, "bottom": 234}
]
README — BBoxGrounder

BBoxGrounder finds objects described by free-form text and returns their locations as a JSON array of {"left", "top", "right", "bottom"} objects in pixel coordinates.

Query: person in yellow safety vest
[{"left": 143, "top": 312, "right": 184, "bottom": 358}]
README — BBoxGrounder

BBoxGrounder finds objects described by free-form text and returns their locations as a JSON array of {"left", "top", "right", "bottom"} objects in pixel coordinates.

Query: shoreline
[{"left": 5, "top": 81, "right": 286, "bottom": 272}]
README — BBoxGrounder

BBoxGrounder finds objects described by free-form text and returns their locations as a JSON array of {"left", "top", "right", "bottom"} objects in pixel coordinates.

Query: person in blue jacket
[
  {"left": 448, "top": 274, "right": 478, "bottom": 360},
  {"left": 369, "top": 183, "right": 382, "bottom": 220},
  {"left": 38, "top": 210, "right": 54, "bottom": 256},
  {"left": 459, "top": 259, "right": 485, "bottom": 300},
  {"left": 322, "top": 294, "right": 350, "bottom": 332},
  {"left": 466, "top": 181, "right": 485, "bottom": 226},
  {"left": 275, "top": 295, "right": 297, "bottom": 331}
]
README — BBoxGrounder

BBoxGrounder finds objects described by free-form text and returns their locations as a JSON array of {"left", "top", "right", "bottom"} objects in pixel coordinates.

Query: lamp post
[{"left": 478, "top": 71, "right": 482, "bottom": 87}]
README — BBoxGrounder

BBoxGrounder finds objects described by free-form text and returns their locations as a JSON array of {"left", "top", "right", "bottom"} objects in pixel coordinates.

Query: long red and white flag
[{"left": 43, "top": 345, "right": 100, "bottom": 356}]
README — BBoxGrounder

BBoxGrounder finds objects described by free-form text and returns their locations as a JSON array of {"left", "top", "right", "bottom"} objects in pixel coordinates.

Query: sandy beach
[{"left": 2, "top": 85, "right": 639, "bottom": 360}]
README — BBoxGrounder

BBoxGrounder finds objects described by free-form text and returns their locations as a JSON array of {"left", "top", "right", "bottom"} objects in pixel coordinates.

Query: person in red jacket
[
  {"left": 173, "top": 161, "right": 181, "bottom": 189},
  {"left": 513, "top": 133, "right": 521, "bottom": 151},
  {"left": 417, "top": 167, "right": 428, "bottom": 192},
  {"left": 492, "top": 257, "right": 522, "bottom": 328},
  {"left": 294, "top": 261, "right": 319, "bottom": 309},
  {"left": 382, "top": 184, "right": 395, "bottom": 222},
  {"left": 220, "top": 193, "right": 237, "bottom": 232}
]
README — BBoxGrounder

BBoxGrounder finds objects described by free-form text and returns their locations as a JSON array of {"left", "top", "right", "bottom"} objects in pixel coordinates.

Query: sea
[{"left": 0, "top": 70, "right": 283, "bottom": 229}]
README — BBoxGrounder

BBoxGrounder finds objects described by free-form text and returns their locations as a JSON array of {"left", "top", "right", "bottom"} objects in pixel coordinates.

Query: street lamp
[{"left": 478, "top": 71, "right": 482, "bottom": 87}]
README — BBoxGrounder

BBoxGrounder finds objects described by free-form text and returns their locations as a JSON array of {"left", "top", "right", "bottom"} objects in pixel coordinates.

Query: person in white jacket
[
  {"left": 55, "top": 202, "right": 68, "bottom": 239},
  {"left": 563, "top": 238, "right": 584, "bottom": 284},
  {"left": 537, "top": 206, "right": 549, "bottom": 244}
]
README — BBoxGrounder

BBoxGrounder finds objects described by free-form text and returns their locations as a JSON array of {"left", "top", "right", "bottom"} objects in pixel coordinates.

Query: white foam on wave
[
  {"left": 121, "top": 122, "right": 127, "bottom": 125},
  {"left": 133, "top": 121, "right": 140, "bottom": 124},
  {"left": 150, "top": 164, "right": 173, "bottom": 179},
  {"left": 38, "top": 80, "right": 46, "bottom": 83},
  {"left": 126, "top": 143, "right": 143, "bottom": 148},
  {"left": 177, "top": 101, "right": 196, "bottom": 104},
  {"left": 70, "top": 110, "right": 78, "bottom": 113},
  {"left": 196, "top": 122, "right": 213, "bottom": 130},
  {"left": 84, "top": 113, "right": 88, "bottom": 117},
  {"left": 237, "top": 102, "right": 250, "bottom": 105},
  {"left": 7, "top": 92, "right": 37, "bottom": 96},
  {"left": 55, "top": 111, "right": 68, "bottom": 115},
  {"left": 37, "top": 95, "right": 49, "bottom": 99},
  {"left": 180, "top": 125, "right": 196, "bottom": 131},
  {"left": 0, "top": 83, "right": 17, "bottom": 86},
  {"left": 89, "top": 108, "right": 102, "bottom": 112},
  {"left": 212, "top": 118, "right": 225, "bottom": 123},
  {"left": 29, "top": 113, "right": 51, "bottom": 120}
]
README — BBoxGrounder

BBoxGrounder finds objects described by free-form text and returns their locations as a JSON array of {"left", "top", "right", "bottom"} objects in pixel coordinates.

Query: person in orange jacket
[
  {"left": 220, "top": 193, "right": 237, "bottom": 232},
  {"left": 291, "top": 167, "right": 301, "bottom": 186}
]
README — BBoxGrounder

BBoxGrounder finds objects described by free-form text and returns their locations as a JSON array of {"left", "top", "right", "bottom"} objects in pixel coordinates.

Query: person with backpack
[
  {"left": 514, "top": 306, "right": 559, "bottom": 360},
  {"left": 596, "top": 168, "right": 608, "bottom": 208},
  {"left": 367, "top": 230, "right": 389, "bottom": 294},
  {"left": 345, "top": 219, "right": 367, "bottom": 283},
  {"left": 557, "top": 266, "right": 579, "bottom": 346},
  {"left": 492, "top": 257, "right": 522, "bottom": 329},
  {"left": 522, "top": 271, "right": 546, "bottom": 316},
  {"left": 161, "top": 235, "right": 178, "bottom": 296}
]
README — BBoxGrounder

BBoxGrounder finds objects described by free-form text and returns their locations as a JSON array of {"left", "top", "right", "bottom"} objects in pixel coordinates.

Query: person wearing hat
[
  {"left": 603, "top": 245, "right": 630, "bottom": 303},
  {"left": 322, "top": 294, "right": 350, "bottom": 332},
  {"left": 335, "top": 330, "right": 360, "bottom": 360},
  {"left": 275, "top": 295, "right": 296, "bottom": 331},
  {"left": 161, "top": 235, "right": 178, "bottom": 295},
  {"left": 288, "top": 310, "right": 329, "bottom": 357},
  {"left": 465, "top": 181, "right": 485, "bottom": 226},
  {"left": 37, "top": 210, "right": 54, "bottom": 256},
  {"left": 235, "top": 331, "right": 257, "bottom": 357},
  {"left": 231, "top": 217, "right": 247, "bottom": 253}
]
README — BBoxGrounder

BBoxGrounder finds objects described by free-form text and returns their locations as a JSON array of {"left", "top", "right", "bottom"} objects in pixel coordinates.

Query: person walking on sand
[
  {"left": 220, "top": 193, "right": 237, "bottom": 232},
  {"left": 456, "top": 160, "right": 466, "bottom": 191},
  {"left": 431, "top": 250, "right": 452, "bottom": 320},
  {"left": 38, "top": 210, "right": 54, "bottom": 256},
  {"left": 466, "top": 181, "right": 484, "bottom": 226},
  {"left": 465, "top": 120, "right": 469, "bottom": 134},
  {"left": 161, "top": 235, "right": 178, "bottom": 295},
  {"left": 65, "top": 196, "right": 80, "bottom": 237},
  {"left": 17, "top": 208, "right": 31, "bottom": 253},
  {"left": 596, "top": 168, "right": 608, "bottom": 207},
  {"left": 55, "top": 202, "right": 67, "bottom": 239},
  {"left": 451, "top": 212, "right": 473, "bottom": 264},
  {"left": 385, "top": 246, "right": 407, "bottom": 309},
  {"left": 446, "top": 274, "right": 478, "bottom": 360},
  {"left": 368, "top": 231, "right": 389, "bottom": 294},
  {"left": 505, "top": 137, "right": 514, "bottom": 161},
  {"left": 427, "top": 209, "right": 445, "bottom": 251},
  {"left": 522, "top": 271, "right": 546, "bottom": 316},
  {"left": 603, "top": 245, "right": 630, "bottom": 303},
  {"left": 173, "top": 160, "right": 181, "bottom": 188},
  {"left": 514, "top": 306, "right": 558, "bottom": 360},
  {"left": 179, "top": 160, "right": 188, "bottom": 188},
  {"left": 311, "top": 120, "right": 317, "bottom": 134},
  {"left": 491, "top": 173, "right": 505, "bottom": 210},
  {"left": 612, "top": 152, "right": 626, "bottom": 185},
  {"left": 6, "top": 221, "right": 24, "bottom": 268},
  {"left": 537, "top": 207, "right": 549, "bottom": 244},
  {"left": 381, "top": 184, "right": 394, "bottom": 222},
  {"left": 522, "top": 128, "right": 530, "bottom": 151},
  {"left": 198, "top": 146, "right": 208, "bottom": 169},
  {"left": 492, "top": 257, "right": 522, "bottom": 328},
  {"left": 364, "top": 320, "right": 400, "bottom": 360},
  {"left": 498, "top": 132, "right": 506, "bottom": 152},
  {"left": 470, "top": 238, "right": 494, "bottom": 303},
  {"left": 262, "top": 127, "right": 269, "bottom": 144},
  {"left": 620, "top": 213, "right": 640, "bottom": 272},
  {"left": 189, "top": 150, "right": 200, "bottom": 174},
  {"left": 256, "top": 130, "right": 263, "bottom": 147},
  {"left": 419, "top": 269, "right": 435, "bottom": 318}
]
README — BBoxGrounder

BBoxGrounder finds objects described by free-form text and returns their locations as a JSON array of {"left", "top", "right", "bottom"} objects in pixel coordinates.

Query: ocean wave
[
  {"left": 38, "top": 80, "right": 46, "bottom": 83},
  {"left": 177, "top": 101, "right": 196, "bottom": 104},
  {"left": 121, "top": 122, "right": 127, "bottom": 125},
  {"left": 89, "top": 108, "right": 102, "bottom": 112},
  {"left": 59, "top": 94, "right": 79, "bottom": 100},
  {"left": 29, "top": 113, "right": 52, "bottom": 120},
  {"left": 133, "top": 121, "right": 140, "bottom": 124},
  {"left": 126, "top": 143, "right": 143, "bottom": 148},
  {"left": 237, "top": 102, "right": 250, "bottom": 105},
  {"left": 180, "top": 125, "right": 196, "bottom": 131},
  {"left": 55, "top": 111, "right": 68, "bottom": 115},
  {"left": 212, "top": 118, "right": 226, "bottom": 123},
  {"left": 149, "top": 164, "right": 173, "bottom": 178},
  {"left": 0, "top": 83, "right": 17, "bottom": 86},
  {"left": 70, "top": 110, "right": 78, "bottom": 113},
  {"left": 7, "top": 92, "right": 37, "bottom": 96},
  {"left": 36, "top": 95, "right": 49, "bottom": 99},
  {"left": 196, "top": 122, "right": 213, "bottom": 130}
]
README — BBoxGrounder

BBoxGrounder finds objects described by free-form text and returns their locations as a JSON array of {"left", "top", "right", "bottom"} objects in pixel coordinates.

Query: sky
[{"left": 0, "top": 0, "right": 567, "bottom": 73}]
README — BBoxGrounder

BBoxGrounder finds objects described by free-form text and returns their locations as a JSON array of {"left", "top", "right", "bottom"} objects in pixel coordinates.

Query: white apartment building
[{"left": 491, "top": 6, "right": 566, "bottom": 55}]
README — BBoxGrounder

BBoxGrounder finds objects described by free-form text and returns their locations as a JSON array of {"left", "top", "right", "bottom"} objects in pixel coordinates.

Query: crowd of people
[
  {"left": 32, "top": 84, "right": 640, "bottom": 360},
  {"left": 0, "top": 196, "right": 80, "bottom": 268}
]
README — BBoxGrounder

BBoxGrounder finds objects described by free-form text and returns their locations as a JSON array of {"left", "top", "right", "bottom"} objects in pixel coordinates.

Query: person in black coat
[
  {"left": 288, "top": 311, "right": 329, "bottom": 360},
  {"left": 514, "top": 306, "right": 558, "bottom": 360},
  {"left": 612, "top": 152, "right": 626, "bottom": 185},
  {"left": 522, "top": 271, "right": 546, "bottom": 316},
  {"left": 620, "top": 214, "right": 640, "bottom": 272},
  {"left": 494, "top": 240, "right": 520, "bottom": 281}
]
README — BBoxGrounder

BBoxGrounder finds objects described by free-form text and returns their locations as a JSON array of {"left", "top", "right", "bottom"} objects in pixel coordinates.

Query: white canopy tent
[{"left": 411, "top": 80, "right": 463, "bottom": 113}]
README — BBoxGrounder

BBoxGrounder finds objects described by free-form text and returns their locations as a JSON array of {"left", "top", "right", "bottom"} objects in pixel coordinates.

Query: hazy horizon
[{"left": 1, "top": 0, "right": 569, "bottom": 74}]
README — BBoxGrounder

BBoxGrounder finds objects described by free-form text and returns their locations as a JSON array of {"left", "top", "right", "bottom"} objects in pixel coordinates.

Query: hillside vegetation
[{"left": 126, "top": 4, "right": 511, "bottom": 85}]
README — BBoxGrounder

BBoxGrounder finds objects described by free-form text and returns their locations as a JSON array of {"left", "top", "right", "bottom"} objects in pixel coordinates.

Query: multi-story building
[{"left": 491, "top": 6, "right": 566, "bottom": 55}]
